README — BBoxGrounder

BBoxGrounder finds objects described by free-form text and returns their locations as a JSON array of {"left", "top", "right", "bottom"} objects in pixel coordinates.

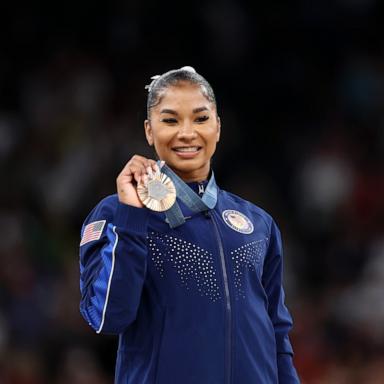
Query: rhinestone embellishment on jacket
[
  {"left": 148, "top": 232, "right": 221, "bottom": 302},
  {"left": 230, "top": 239, "right": 267, "bottom": 299}
]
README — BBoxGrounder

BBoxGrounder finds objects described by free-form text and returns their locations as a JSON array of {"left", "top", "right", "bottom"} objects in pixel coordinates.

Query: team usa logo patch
[
  {"left": 222, "top": 210, "right": 254, "bottom": 234},
  {"left": 80, "top": 220, "right": 106, "bottom": 246}
]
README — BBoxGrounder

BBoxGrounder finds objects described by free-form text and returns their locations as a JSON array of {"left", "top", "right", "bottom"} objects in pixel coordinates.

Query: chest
[{"left": 145, "top": 203, "right": 270, "bottom": 303}]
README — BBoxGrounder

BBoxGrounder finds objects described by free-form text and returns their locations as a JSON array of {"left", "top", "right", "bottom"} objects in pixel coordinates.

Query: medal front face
[
  {"left": 148, "top": 179, "right": 168, "bottom": 201},
  {"left": 137, "top": 169, "right": 176, "bottom": 212}
]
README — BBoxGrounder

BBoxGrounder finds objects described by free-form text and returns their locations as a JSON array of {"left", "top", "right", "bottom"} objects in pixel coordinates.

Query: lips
[
  {"left": 171, "top": 146, "right": 202, "bottom": 159},
  {"left": 172, "top": 146, "right": 202, "bottom": 153}
]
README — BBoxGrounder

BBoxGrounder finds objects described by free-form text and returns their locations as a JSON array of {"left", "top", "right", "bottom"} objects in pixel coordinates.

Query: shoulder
[
  {"left": 219, "top": 189, "right": 274, "bottom": 231},
  {"left": 82, "top": 194, "right": 120, "bottom": 225}
]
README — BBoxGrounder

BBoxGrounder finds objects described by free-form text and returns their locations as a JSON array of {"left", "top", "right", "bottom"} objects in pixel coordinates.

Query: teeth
[{"left": 174, "top": 147, "right": 200, "bottom": 152}]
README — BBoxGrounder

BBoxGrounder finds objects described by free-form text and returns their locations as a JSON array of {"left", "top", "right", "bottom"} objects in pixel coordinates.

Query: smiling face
[{"left": 144, "top": 81, "right": 221, "bottom": 182}]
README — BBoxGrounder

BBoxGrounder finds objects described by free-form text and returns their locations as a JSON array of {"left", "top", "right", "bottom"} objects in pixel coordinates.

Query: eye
[
  {"left": 195, "top": 115, "right": 209, "bottom": 123},
  {"left": 161, "top": 118, "right": 178, "bottom": 124}
]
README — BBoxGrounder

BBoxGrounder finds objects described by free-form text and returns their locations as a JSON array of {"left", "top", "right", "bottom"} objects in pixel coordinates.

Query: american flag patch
[{"left": 80, "top": 220, "right": 106, "bottom": 246}]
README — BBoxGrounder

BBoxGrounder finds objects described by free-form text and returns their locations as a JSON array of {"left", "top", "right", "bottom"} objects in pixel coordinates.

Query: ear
[
  {"left": 216, "top": 116, "right": 221, "bottom": 142},
  {"left": 144, "top": 119, "right": 154, "bottom": 146}
]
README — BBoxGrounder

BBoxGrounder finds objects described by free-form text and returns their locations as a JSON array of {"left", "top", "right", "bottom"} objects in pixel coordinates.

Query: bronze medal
[{"left": 137, "top": 166, "right": 176, "bottom": 212}]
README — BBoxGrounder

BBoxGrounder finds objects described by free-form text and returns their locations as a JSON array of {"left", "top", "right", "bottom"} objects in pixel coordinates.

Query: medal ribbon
[{"left": 158, "top": 161, "right": 218, "bottom": 228}]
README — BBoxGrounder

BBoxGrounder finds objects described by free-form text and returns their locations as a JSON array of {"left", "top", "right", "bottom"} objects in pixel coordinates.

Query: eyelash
[
  {"left": 196, "top": 116, "right": 209, "bottom": 123},
  {"left": 161, "top": 118, "right": 177, "bottom": 124},
  {"left": 161, "top": 116, "right": 209, "bottom": 124}
]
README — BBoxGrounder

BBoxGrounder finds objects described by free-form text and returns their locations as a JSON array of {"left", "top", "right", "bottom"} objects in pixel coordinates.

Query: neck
[{"left": 171, "top": 166, "right": 210, "bottom": 183}]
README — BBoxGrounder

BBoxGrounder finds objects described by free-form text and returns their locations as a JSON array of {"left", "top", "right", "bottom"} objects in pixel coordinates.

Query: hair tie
[
  {"left": 179, "top": 66, "right": 196, "bottom": 73},
  {"left": 144, "top": 67, "right": 196, "bottom": 92}
]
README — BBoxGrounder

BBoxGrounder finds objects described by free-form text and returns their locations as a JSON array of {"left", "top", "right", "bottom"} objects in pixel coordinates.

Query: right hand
[{"left": 117, "top": 155, "right": 158, "bottom": 207}]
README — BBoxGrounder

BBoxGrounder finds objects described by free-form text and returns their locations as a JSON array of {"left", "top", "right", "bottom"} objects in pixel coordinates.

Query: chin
[
  {"left": 168, "top": 159, "right": 204, "bottom": 173},
  {"left": 172, "top": 162, "right": 200, "bottom": 172}
]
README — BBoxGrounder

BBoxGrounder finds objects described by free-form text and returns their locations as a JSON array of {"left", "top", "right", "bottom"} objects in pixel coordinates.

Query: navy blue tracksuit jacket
[{"left": 79, "top": 179, "right": 300, "bottom": 383}]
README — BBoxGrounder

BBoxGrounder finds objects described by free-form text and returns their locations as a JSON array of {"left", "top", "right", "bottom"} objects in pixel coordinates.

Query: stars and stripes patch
[{"left": 80, "top": 220, "right": 106, "bottom": 246}]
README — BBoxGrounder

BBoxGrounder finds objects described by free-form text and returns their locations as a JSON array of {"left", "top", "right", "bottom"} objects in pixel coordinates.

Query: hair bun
[{"left": 180, "top": 66, "right": 196, "bottom": 73}]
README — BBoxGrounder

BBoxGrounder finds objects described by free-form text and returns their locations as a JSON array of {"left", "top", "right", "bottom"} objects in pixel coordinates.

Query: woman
[{"left": 79, "top": 66, "right": 300, "bottom": 383}]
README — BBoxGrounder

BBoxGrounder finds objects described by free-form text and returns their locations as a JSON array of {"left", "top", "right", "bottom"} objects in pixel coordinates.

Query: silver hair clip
[{"left": 144, "top": 75, "right": 161, "bottom": 92}]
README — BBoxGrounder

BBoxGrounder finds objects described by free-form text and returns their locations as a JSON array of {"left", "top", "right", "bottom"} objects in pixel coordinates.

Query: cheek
[
  {"left": 205, "top": 129, "right": 219, "bottom": 148},
  {"left": 152, "top": 132, "right": 173, "bottom": 156},
  {"left": 152, "top": 127, "right": 173, "bottom": 145},
  {"left": 208, "top": 141, "right": 218, "bottom": 154}
]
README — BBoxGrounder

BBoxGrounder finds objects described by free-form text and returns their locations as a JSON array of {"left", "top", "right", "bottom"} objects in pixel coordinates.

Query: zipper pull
[{"left": 198, "top": 183, "right": 205, "bottom": 195}]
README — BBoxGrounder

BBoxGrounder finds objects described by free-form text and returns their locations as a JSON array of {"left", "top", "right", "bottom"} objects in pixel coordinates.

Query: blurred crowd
[{"left": 1, "top": 1, "right": 384, "bottom": 383}]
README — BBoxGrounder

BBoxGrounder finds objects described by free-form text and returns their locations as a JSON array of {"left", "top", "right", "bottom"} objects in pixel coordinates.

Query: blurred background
[{"left": 0, "top": 1, "right": 383, "bottom": 383}]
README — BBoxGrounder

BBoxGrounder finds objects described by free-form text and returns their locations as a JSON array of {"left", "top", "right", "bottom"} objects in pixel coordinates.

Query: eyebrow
[
  {"left": 193, "top": 106, "right": 209, "bottom": 114},
  {"left": 160, "top": 109, "right": 178, "bottom": 115},
  {"left": 160, "top": 106, "right": 209, "bottom": 115}
]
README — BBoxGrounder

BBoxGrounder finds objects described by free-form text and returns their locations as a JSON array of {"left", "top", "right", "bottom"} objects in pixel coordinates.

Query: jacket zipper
[
  {"left": 198, "top": 182, "right": 205, "bottom": 195},
  {"left": 207, "top": 210, "right": 232, "bottom": 384}
]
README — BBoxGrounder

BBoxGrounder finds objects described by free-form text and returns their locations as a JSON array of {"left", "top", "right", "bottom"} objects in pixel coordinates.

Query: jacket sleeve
[
  {"left": 79, "top": 195, "right": 150, "bottom": 335},
  {"left": 262, "top": 219, "right": 300, "bottom": 383}
]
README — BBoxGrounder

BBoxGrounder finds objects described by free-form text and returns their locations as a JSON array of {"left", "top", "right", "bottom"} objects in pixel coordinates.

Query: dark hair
[{"left": 145, "top": 66, "right": 217, "bottom": 118}]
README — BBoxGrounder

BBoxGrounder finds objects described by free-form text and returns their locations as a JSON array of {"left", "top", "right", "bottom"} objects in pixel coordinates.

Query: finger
[
  {"left": 142, "top": 174, "right": 149, "bottom": 186},
  {"left": 119, "top": 156, "right": 157, "bottom": 181},
  {"left": 133, "top": 170, "right": 142, "bottom": 184},
  {"left": 116, "top": 173, "right": 133, "bottom": 191},
  {"left": 146, "top": 166, "right": 154, "bottom": 178},
  {"left": 131, "top": 158, "right": 157, "bottom": 174},
  {"left": 132, "top": 155, "right": 157, "bottom": 169},
  {"left": 118, "top": 165, "right": 138, "bottom": 181},
  {"left": 154, "top": 161, "right": 164, "bottom": 173},
  {"left": 132, "top": 164, "right": 147, "bottom": 178},
  {"left": 147, "top": 158, "right": 157, "bottom": 166},
  {"left": 130, "top": 158, "right": 149, "bottom": 172},
  {"left": 121, "top": 155, "right": 147, "bottom": 175},
  {"left": 151, "top": 161, "right": 158, "bottom": 172},
  {"left": 140, "top": 158, "right": 157, "bottom": 172}
]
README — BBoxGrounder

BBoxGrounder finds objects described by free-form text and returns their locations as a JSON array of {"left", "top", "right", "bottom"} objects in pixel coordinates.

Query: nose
[{"left": 177, "top": 120, "right": 197, "bottom": 140}]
